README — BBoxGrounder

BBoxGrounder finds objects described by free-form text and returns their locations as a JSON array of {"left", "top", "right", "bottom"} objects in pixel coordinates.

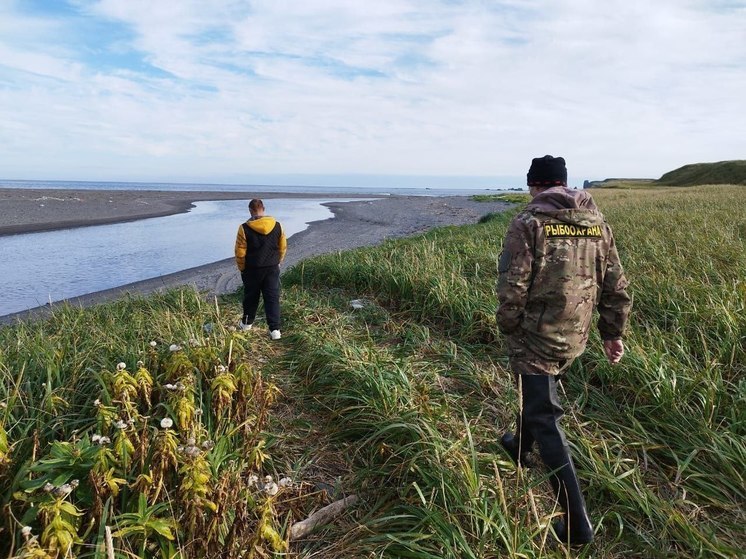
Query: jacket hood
[
  {"left": 246, "top": 216, "right": 278, "bottom": 235},
  {"left": 526, "top": 186, "right": 604, "bottom": 227}
]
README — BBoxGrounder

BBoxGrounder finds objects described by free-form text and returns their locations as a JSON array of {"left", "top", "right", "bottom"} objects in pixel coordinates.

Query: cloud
[{"left": 0, "top": 0, "right": 744, "bottom": 185}]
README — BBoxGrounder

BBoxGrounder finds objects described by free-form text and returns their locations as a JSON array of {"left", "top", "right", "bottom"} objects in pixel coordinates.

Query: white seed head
[
  {"left": 21, "top": 526, "right": 32, "bottom": 537},
  {"left": 169, "top": 344, "right": 182, "bottom": 352},
  {"left": 114, "top": 420, "right": 127, "bottom": 430},
  {"left": 187, "top": 437, "right": 196, "bottom": 446},
  {"left": 247, "top": 474, "right": 259, "bottom": 487},
  {"left": 93, "top": 399, "right": 102, "bottom": 407},
  {"left": 116, "top": 362, "right": 126, "bottom": 371},
  {"left": 216, "top": 365, "right": 227, "bottom": 373},
  {"left": 160, "top": 417, "right": 173, "bottom": 429},
  {"left": 53, "top": 484, "right": 73, "bottom": 497},
  {"left": 279, "top": 477, "right": 292, "bottom": 487},
  {"left": 189, "top": 337, "right": 199, "bottom": 346},
  {"left": 201, "top": 440, "right": 214, "bottom": 450},
  {"left": 91, "top": 434, "right": 101, "bottom": 443},
  {"left": 263, "top": 482, "right": 279, "bottom": 496},
  {"left": 164, "top": 383, "right": 176, "bottom": 390},
  {"left": 42, "top": 482, "right": 54, "bottom": 493},
  {"left": 149, "top": 340, "right": 157, "bottom": 347},
  {"left": 99, "top": 436, "right": 111, "bottom": 445},
  {"left": 263, "top": 475, "right": 273, "bottom": 484},
  {"left": 136, "top": 360, "right": 144, "bottom": 368}
]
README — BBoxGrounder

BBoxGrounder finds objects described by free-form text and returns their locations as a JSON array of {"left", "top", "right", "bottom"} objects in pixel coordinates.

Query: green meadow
[{"left": 1, "top": 185, "right": 743, "bottom": 558}]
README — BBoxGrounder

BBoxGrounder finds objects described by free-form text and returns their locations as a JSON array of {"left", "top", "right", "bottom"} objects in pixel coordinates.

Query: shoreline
[
  {"left": 0, "top": 189, "right": 510, "bottom": 325},
  {"left": 0, "top": 187, "right": 375, "bottom": 237}
]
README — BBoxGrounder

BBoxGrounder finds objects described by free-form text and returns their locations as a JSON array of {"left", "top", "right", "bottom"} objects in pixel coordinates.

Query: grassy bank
[{"left": 1, "top": 185, "right": 744, "bottom": 558}]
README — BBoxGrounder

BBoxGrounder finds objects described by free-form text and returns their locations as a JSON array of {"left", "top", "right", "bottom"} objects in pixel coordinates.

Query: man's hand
[{"left": 603, "top": 339, "right": 624, "bottom": 364}]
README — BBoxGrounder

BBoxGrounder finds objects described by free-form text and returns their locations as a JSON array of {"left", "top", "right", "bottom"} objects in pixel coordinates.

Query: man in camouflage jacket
[{"left": 497, "top": 155, "right": 631, "bottom": 546}]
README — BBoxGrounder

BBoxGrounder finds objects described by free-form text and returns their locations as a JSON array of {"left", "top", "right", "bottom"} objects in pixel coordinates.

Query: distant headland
[{"left": 584, "top": 159, "right": 746, "bottom": 188}]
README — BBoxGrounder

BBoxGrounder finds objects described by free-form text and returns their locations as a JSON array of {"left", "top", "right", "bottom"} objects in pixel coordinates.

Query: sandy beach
[{"left": 0, "top": 188, "right": 509, "bottom": 324}]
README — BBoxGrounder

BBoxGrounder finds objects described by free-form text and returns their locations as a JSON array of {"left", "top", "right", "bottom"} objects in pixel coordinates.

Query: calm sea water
[
  {"left": 0, "top": 178, "right": 509, "bottom": 198},
  {"left": 0, "top": 198, "right": 343, "bottom": 316}
]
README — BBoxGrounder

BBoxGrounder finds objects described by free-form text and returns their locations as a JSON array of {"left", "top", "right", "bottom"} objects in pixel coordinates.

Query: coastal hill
[
  {"left": 584, "top": 159, "right": 746, "bottom": 188},
  {"left": 657, "top": 159, "right": 746, "bottom": 186}
]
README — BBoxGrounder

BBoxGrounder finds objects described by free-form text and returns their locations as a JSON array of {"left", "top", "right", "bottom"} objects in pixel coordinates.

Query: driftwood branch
[
  {"left": 289, "top": 495, "right": 359, "bottom": 541},
  {"left": 105, "top": 526, "right": 115, "bottom": 559}
]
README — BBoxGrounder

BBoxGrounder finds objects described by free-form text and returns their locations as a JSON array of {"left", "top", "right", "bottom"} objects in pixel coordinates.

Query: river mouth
[{"left": 0, "top": 199, "right": 341, "bottom": 316}]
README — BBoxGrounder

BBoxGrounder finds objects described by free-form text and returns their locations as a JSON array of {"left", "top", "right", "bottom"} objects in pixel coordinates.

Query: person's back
[
  {"left": 240, "top": 215, "right": 283, "bottom": 270},
  {"left": 498, "top": 186, "right": 629, "bottom": 361}
]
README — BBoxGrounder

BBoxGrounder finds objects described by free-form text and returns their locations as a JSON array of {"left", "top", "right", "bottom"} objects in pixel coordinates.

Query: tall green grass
[
  {"left": 1, "top": 185, "right": 743, "bottom": 558},
  {"left": 280, "top": 185, "right": 744, "bottom": 557}
]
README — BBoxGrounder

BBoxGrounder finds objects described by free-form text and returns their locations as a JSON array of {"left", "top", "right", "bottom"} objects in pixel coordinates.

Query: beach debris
[
  {"left": 289, "top": 495, "right": 359, "bottom": 540},
  {"left": 349, "top": 299, "right": 366, "bottom": 310}
]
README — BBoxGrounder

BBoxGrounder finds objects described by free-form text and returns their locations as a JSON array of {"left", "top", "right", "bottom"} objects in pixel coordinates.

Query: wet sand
[{"left": 0, "top": 188, "right": 509, "bottom": 324}]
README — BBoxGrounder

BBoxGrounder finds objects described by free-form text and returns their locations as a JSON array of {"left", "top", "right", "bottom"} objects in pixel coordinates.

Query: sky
[{"left": 1, "top": 0, "right": 744, "bottom": 189}]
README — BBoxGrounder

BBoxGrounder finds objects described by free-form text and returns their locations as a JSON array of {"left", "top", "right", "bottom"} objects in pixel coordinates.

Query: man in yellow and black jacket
[{"left": 234, "top": 199, "right": 287, "bottom": 339}]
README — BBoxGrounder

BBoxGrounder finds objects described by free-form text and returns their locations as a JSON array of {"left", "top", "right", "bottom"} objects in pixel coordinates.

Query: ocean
[{"left": 0, "top": 178, "right": 513, "bottom": 198}]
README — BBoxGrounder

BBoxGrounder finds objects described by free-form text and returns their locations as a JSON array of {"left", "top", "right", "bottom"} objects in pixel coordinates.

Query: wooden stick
[
  {"left": 289, "top": 495, "right": 359, "bottom": 541},
  {"left": 105, "top": 526, "right": 115, "bottom": 559}
]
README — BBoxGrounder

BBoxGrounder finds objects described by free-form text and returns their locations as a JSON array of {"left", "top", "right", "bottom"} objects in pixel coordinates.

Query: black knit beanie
[{"left": 527, "top": 155, "right": 567, "bottom": 187}]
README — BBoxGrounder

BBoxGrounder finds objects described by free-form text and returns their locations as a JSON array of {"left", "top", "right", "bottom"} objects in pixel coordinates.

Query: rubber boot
[
  {"left": 545, "top": 447, "right": 594, "bottom": 545},
  {"left": 520, "top": 374, "right": 594, "bottom": 546},
  {"left": 500, "top": 432, "right": 532, "bottom": 467}
]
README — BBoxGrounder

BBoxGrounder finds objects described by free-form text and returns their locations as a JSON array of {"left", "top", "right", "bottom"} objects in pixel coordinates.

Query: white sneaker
[
  {"left": 269, "top": 330, "right": 281, "bottom": 340},
  {"left": 238, "top": 321, "right": 253, "bottom": 331}
]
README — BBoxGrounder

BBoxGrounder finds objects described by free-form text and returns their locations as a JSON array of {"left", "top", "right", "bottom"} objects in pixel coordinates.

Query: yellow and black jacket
[{"left": 234, "top": 216, "right": 287, "bottom": 272}]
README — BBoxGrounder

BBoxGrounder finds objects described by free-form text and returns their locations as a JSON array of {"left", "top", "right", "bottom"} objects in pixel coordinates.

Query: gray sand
[{"left": 0, "top": 189, "right": 509, "bottom": 324}]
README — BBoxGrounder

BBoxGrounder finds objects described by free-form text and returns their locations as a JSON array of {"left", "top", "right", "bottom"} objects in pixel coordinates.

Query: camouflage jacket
[{"left": 496, "top": 187, "right": 631, "bottom": 361}]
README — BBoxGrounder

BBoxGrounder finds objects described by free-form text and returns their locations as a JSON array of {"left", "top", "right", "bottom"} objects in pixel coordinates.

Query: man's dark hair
[{"left": 249, "top": 199, "right": 265, "bottom": 212}]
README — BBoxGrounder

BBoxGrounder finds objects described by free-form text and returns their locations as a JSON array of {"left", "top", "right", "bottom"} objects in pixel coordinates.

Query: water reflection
[{"left": 0, "top": 199, "right": 337, "bottom": 316}]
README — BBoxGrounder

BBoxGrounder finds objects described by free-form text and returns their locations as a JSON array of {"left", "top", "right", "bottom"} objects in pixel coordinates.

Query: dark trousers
[
  {"left": 241, "top": 265, "right": 281, "bottom": 331},
  {"left": 514, "top": 372, "right": 592, "bottom": 539}
]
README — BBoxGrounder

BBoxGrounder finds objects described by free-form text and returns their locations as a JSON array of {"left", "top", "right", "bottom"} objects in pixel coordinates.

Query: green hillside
[{"left": 657, "top": 159, "right": 746, "bottom": 186}]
